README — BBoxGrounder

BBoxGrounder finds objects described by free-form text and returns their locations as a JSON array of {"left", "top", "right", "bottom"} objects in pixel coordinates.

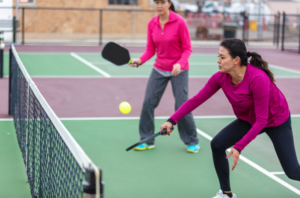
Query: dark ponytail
[
  {"left": 221, "top": 38, "right": 275, "bottom": 82},
  {"left": 248, "top": 52, "right": 275, "bottom": 82},
  {"left": 169, "top": 2, "right": 176, "bottom": 12}
]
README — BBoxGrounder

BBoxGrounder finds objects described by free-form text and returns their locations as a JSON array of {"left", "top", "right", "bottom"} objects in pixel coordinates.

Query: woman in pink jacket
[
  {"left": 129, "top": 0, "right": 200, "bottom": 153},
  {"left": 160, "top": 38, "right": 300, "bottom": 198}
]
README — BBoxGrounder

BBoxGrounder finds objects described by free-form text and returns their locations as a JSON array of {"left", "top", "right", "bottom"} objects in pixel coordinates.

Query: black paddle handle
[
  {"left": 159, "top": 127, "right": 174, "bottom": 135},
  {"left": 126, "top": 127, "right": 174, "bottom": 151},
  {"left": 132, "top": 62, "right": 139, "bottom": 68},
  {"left": 129, "top": 60, "right": 139, "bottom": 68}
]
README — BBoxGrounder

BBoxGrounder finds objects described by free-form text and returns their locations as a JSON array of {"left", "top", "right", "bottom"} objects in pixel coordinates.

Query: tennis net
[{"left": 9, "top": 45, "right": 103, "bottom": 198}]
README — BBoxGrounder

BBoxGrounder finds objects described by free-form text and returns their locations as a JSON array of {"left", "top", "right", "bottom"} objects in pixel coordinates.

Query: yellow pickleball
[{"left": 119, "top": 101, "right": 131, "bottom": 114}]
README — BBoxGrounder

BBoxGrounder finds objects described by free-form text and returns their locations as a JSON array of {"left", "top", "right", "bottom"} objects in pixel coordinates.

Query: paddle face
[{"left": 101, "top": 42, "right": 131, "bottom": 66}]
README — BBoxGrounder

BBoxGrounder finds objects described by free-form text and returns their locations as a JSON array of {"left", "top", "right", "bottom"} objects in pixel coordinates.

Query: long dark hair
[
  {"left": 221, "top": 38, "right": 275, "bottom": 82},
  {"left": 154, "top": 0, "right": 176, "bottom": 12}
]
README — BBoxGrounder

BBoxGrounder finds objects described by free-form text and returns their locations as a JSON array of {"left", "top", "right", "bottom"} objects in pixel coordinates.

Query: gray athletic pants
[{"left": 139, "top": 69, "right": 199, "bottom": 145}]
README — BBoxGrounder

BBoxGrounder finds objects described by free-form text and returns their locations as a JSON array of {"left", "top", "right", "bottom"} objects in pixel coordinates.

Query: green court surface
[
  {"left": 2, "top": 51, "right": 300, "bottom": 197},
  {"left": 4, "top": 53, "right": 300, "bottom": 77},
  {"left": 4, "top": 117, "right": 300, "bottom": 197},
  {"left": 0, "top": 121, "right": 31, "bottom": 198}
]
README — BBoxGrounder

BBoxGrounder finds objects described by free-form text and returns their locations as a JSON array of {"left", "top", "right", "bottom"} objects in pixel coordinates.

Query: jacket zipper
[
  {"left": 161, "top": 24, "right": 166, "bottom": 35},
  {"left": 160, "top": 21, "right": 167, "bottom": 36}
]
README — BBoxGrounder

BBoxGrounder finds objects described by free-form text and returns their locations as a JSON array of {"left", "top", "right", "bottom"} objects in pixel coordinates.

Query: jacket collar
[{"left": 153, "top": 10, "right": 178, "bottom": 25}]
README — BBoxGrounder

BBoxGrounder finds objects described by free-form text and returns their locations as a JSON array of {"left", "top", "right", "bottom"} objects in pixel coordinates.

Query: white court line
[
  {"left": 270, "top": 172, "right": 286, "bottom": 175},
  {"left": 0, "top": 115, "right": 236, "bottom": 121},
  {"left": 3, "top": 75, "right": 300, "bottom": 79},
  {"left": 269, "top": 64, "right": 300, "bottom": 74},
  {"left": 58, "top": 114, "right": 300, "bottom": 120},
  {"left": 196, "top": 128, "right": 300, "bottom": 195},
  {"left": 67, "top": 53, "right": 216, "bottom": 56},
  {"left": 30, "top": 75, "right": 107, "bottom": 78},
  {"left": 5, "top": 114, "right": 300, "bottom": 121},
  {"left": 91, "top": 61, "right": 217, "bottom": 65},
  {"left": 27, "top": 75, "right": 210, "bottom": 78},
  {"left": 90, "top": 61, "right": 300, "bottom": 75},
  {"left": 0, "top": 118, "right": 13, "bottom": 121},
  {"left": 59, "top": 115, "right": 237, "bottom": 121},
  {"left": 70, "top": 52, "right": 111, "bottom": 78}
]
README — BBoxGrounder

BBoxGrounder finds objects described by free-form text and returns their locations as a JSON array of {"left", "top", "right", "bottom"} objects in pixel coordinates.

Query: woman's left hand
[
  {"left": 226, "top": 148, "right": 240, "bottom": 171},
  {"left": 172, "top": 64, "right": 181, "bottom": 76}
]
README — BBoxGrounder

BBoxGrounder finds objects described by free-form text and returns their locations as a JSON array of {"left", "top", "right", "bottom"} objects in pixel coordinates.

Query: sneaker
[
  {"left": 213, "top": 190, "right": 237, "bottom": 198},
  {"left": 134, "top": 143, "right": 155, "bottom": 151},
  {"left": 187, "top": 144, "right": 200, "bottom": 153}
]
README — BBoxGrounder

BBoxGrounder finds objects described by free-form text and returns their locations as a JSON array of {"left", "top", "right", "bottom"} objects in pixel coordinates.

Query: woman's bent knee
[{"left": 211, "top": 138, "right": 223, "bottom": 151}]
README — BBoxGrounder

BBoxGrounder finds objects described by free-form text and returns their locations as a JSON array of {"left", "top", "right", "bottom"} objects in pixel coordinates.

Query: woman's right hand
[
  {"left": 129, "top": 58, "right": 142, "bottom": 67},
  {"left": 160, "top": 122, "right": 174, "bottom": 136}
]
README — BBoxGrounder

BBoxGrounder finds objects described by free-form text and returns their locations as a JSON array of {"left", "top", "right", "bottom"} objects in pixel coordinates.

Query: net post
[
  {"left": 8, "top": 46, "right": 13, "bottom": 115},
  {"left": 82, "top": 165, "right": 104, "bottom": 198}
]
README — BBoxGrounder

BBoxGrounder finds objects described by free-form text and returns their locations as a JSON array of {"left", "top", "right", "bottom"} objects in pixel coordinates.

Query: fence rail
[{"left": 0, "top": 6, "right": 291, "bottom": 48}]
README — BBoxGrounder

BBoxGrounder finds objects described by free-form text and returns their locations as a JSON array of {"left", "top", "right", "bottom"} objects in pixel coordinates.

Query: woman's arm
[
  {"left": 176, "top": 21, "right": 192, "bottom": 69},
  {"left": 234, "top": 75, "right": 270, "bottom": 151},
  {"left": 170, "top": 72, "right": 222, "bottom": 124},
  {"left": 139, "top": 21, "right": 156, "bottom": 64}
]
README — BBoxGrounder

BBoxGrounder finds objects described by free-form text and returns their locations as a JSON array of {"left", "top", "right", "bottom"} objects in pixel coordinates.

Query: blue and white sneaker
[
  {"left": 134, "top": 143, "right": 155, "bottom": 151},
  {"left": 187, "top": 143, "right": 200, "bottom": 153}
]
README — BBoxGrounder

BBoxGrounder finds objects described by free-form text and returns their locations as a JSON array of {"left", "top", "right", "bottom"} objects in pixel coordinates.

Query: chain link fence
[{"left": 0, "top": 6, "right": 286, "bottom": 46}]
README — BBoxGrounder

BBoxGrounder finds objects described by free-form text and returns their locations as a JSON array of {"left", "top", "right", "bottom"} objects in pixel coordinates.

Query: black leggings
[{"left": 211, "top": 115, "right": 300, "bottom": 191}]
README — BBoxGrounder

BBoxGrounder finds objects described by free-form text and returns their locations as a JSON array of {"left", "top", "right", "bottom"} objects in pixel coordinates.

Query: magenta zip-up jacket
[
  {"left": 139, "top": 11, "right": 192, "bottom": 71},
  {"left": 170, "top": 64, "right": 290, "bottom": 151}
]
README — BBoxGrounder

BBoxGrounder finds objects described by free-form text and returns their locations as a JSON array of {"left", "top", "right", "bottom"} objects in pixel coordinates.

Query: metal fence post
[
  {"left": 277, "top": 12, "right": 281, "bottom": 49},
  {"left": 0, "top": 30, "right": 4, "bottom": 78},
  {"left": 281, "top": 12, "right": 285, "bottom": 51},
  {"left": 273, "top": 14, "right": 277, "bottom": 45},
  {"left": 242, "top": 12, "right": 249, "bottom": 43},
  {"left": 242, "top": 13, "right": 245, "bottom": 41},
  {"left": 13, "top": 16, "right": 16, "bottom": 43},
  {"left": 22, "top": 8, "right": 25, "bottom": 45},
  {"left": 99, "top": 9, "right": 103, "bottom": 45},
  {"left": 0, "top": 49, "right": 3, "bottom": 78}
]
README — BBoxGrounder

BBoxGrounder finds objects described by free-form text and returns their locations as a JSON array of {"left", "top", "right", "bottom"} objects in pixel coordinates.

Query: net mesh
[{"left": 10, "top": 46, "right": 95, "bottom": 197}]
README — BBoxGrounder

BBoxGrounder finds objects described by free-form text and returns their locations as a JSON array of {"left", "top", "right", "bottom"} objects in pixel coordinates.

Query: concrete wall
[{"left": 17, "top": 0, "right": 156, "bottom": 41}]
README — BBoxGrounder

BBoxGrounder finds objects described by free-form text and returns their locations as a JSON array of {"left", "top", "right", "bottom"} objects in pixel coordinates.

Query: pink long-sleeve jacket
[
  {"left": 170, "top": 64, "right": 290, "bottom": 151},
  {"left": 139, "top": 11, "right": 192, "bottom": 71}
]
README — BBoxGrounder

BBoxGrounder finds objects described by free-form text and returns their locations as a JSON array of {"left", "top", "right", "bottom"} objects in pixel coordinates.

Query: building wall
[
  {"left": 18, "top": 0, "right": 155, "bottom": 40},
  {"left": 265, "top": 1, "right": 298, "bottom": 15}
]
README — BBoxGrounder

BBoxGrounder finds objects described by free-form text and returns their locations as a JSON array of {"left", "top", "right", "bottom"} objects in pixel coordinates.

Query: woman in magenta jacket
[
  {"left": 160, "top": 38, "right": 300, "bottom": 198},
  {"left": 129, "top": 0, "right": 200, "bottom": 153}
]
